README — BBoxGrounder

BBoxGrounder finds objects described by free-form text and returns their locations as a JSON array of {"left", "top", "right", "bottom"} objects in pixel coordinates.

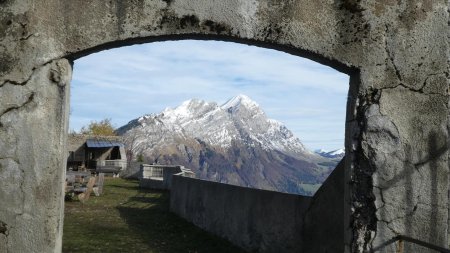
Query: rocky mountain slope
[{"left": 117, "top": 95, "right": 338, "bottom": 195}]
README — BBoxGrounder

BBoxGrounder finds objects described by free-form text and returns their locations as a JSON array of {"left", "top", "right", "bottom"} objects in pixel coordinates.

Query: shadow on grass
[
  {"left": 108, "top": 183, "right": 169, "bottom": 195},
  {"left": 63, "top": 179, "right": 246, "bottom": 253},
  {"left": 116, "top": 190, "right": 247, "bottom": 253},
  {"left": 126, "top": 195, "right": 167, "bottom": 204},
  {"left": 107, "top": 183, "right": 142, "bottom": 191}
]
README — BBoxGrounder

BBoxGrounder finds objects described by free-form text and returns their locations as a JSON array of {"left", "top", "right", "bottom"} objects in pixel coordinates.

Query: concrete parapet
[
  {"left": 140, "top": 164, "right": 193, "bottom": 190},
  {"left": 303, "top": 159, "right": 345, "bottom": 252},
  {"left": 170, "top": 175, "right": 312, "bottom": 252},
  {"left": 139, "top": 178, "right": 164, "bottom": 190}
]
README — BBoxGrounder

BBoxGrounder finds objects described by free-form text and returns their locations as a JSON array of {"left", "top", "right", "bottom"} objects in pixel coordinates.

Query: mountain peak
[
  {"left": 221, "top": 94, "right": 259, "bottom": 112},
  {"left": 164, "top": 98, "right": 207, "bottom": 113},
  {"left": 118, "top": 94, "right": 329, "bottom": 196},
  {"left": 160, "top": 98, "right": 219, "bottom": 124}
]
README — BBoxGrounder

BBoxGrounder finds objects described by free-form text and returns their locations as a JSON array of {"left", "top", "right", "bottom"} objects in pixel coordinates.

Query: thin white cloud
[{"left": 70, "top": 40, "right": 349, "bottom": 151}]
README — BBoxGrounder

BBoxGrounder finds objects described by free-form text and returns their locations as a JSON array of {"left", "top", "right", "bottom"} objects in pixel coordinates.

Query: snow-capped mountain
[
  {"left": 315, "top": 148, "right": 345, "bottom": 159},
  {"left": 117, "top": 94, "right": 337, "bottom": 195}
]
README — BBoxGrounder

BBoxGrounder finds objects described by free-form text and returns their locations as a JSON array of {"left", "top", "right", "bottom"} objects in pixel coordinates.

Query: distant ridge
[
  {"left": 117, "top": 95, "right": 338, "bottom": 196},
  {"left": 315, "top": 148, "right": 345, "bottom": 159}
]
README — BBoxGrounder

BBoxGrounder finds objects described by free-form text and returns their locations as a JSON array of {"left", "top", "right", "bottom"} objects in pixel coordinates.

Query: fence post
[{"left": 140, "top": 164, "right": 144, "bottom": 179}]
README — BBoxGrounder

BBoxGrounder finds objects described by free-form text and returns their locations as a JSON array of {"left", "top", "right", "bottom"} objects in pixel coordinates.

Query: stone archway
[{"left": 0, "top": 1, "right": 448, "bottom": 253}]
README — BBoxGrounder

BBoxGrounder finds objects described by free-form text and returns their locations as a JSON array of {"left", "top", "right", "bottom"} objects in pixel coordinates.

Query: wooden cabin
[{"left": 67, "top": 134, "right": 127, "bottom": 173}]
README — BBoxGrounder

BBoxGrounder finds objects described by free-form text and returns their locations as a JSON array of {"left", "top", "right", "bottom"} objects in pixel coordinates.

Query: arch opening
[{"left": 63, "top": 38, "right": 354, "bottom": 253}]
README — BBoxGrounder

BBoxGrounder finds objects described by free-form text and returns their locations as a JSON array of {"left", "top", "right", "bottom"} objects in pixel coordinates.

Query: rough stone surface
[
  {"left": 170, "top": 175, "right": 312, "bottom": 253},
  {"left": 0, "top": 0, "right": 448, "bottom": 252},
  {"left": 0, "top": 58, "right": 71, "bottom": 253}
]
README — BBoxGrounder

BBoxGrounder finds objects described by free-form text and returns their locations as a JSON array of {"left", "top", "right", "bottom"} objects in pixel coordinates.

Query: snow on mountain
[
  {"left": 329, "top": 148, "right": 345, "bottom": 156},
  {"left": 315, "top": 148, "right": 345, "bottom": 158},
  {"left": 121, "top": 95, "right": 308, "bottom": 156},
  {"left": 221, "top": 94, "right": 260, "bottom": 113},
  {"left": 117, "top": 94, "right": 335, "bottom": 195}
]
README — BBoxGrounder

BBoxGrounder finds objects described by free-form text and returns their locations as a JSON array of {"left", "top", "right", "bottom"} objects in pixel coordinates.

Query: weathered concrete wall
[
  {"left": 139, "top": 178, "right": 164, "bottom": 190},
  {"left": 0, "top": 59, "right": 71, "bottom": 253},
  {"left": 139, "top": 164, "right": 182, "bottom": 190},
  {"left": 170, "top": 162, "right": 345, "bottom": 253},
  {"left": 303, "top": 159, "right": 345, "bottom": 253},
  {"left": 0, "top": 0, "right": 448, "bottom": 252},
  {"left": 120, "top": 161, "right": 142, "bottom": 179},
  {"left": 170, "top": 175, "right": 312, "bottom": 252}
]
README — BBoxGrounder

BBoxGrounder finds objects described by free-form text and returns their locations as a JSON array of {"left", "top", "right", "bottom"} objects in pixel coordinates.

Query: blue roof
[{"left": 86, "top": 139, "right": 123, "bottom": 148}]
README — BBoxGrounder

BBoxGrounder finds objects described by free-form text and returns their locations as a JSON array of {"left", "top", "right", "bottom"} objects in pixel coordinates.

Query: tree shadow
[{"left": 375, "top": 130, "right": 446, "bottom": 252}]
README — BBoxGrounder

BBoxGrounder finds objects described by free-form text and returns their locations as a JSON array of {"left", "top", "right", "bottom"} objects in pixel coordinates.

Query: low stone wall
[
  {"left": 119, "top": 161, "right": 142, "bottom": 179},
  {"left": 170, "top": 176, "right": 312, "bottom": 252},
  {"left": 302, "top": 159, "right": 345, "bottom": 252},
  {"left": 161, "top": 166, "right": 183, "bottom": 189},
  {"left": 139, "top": 178, "right": 164, "bottom": 189},
  {"left": 139, "top": 165, "right": 192, "bottom": 190}
]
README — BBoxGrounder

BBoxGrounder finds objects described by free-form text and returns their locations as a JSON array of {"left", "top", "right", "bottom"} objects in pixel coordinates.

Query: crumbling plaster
[{"left": 0, "top": 0, "right": 448, "bottom": 252}]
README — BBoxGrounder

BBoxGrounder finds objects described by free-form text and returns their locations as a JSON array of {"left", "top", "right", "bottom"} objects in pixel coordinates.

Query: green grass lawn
[{"left": 63, "top": 178, "right": 246, "bottom": 253}]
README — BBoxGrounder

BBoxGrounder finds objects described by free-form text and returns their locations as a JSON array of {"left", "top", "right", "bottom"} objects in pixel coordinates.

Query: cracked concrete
[
  {"left": 0, "top": 0, "right": 448, "bottom": 252},
  {"left": 0, "top": 58, "right": 71, "bottom": 253},
  {"left": 0, "top": 92, "right": 35, "bottom": 117}
]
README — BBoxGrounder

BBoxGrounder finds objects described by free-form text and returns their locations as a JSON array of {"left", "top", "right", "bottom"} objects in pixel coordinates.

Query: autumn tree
[{"left": 80, "top": 118, "right": 116, "bottom": 136}]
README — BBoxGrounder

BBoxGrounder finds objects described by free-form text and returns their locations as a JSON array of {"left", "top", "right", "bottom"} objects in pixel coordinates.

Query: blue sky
[{"left": 70, "top": 40, "right": 349, "bottom": 151}]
